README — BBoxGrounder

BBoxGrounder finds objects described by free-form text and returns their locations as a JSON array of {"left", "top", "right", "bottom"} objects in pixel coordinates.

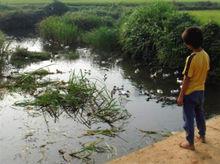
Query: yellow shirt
[{"left": 182, "top": 50, "right": 210, "bottom": 95}]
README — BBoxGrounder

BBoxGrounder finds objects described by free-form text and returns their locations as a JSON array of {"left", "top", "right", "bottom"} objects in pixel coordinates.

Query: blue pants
[{"left": 183, "top": 91, "right": 206, "bottom": 144}]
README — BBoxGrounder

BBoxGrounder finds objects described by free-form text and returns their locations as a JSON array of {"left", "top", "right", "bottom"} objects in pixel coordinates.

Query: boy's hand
[{"left": 177, "top": 95, "right": 184, "bottom": 106}]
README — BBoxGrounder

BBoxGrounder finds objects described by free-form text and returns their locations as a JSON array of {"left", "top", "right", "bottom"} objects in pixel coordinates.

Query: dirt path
[{"left": 108, "top": 116, "right": 220, "bottom": 164}]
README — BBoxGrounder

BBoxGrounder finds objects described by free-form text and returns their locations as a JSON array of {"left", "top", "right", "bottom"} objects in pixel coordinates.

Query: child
[{"left": 177, "top": 27, "right": 210, "bottom": 150}]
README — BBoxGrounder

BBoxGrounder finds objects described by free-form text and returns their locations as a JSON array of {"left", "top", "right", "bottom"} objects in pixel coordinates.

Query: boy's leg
[
  {"left": 195, "top": 91, "right": 206, "bottom": 141},
  {"left": 182, "top": 94, "right": 195, "bottom": 145}
]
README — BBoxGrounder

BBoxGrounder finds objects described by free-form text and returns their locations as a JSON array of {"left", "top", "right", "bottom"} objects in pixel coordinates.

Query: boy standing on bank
[{"left": 177, "top": 27, "right": 210, "bottom": 150}]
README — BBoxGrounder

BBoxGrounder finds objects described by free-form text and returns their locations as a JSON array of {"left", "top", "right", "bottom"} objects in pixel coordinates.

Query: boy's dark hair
[{"left": 182, "top": 27, "right": 203, "bottom": 49}]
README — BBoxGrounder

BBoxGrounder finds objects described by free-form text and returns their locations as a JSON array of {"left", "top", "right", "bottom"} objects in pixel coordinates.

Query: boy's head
[{"left": 182, "top": 27, "right": 203, "bottom": 50}]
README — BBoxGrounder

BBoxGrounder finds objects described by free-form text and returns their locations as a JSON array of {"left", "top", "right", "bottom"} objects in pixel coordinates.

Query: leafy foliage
[
  {"left": 119, "top": 2, "right": 197, "bottom": 68},
  {"left": 202, "top": 22, "right": 220, "bottom": 82},
  {"left": 156, "top": 13, "right": 197, "bottom": 68}
]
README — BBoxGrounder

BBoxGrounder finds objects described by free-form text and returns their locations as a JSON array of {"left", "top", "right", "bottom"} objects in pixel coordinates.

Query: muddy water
[{"left": 1, "top": 38, "right": 220, "bottom": 164}]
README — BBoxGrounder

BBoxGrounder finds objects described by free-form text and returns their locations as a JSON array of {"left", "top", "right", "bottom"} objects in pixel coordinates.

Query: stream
[{"left": 0, "top": 36, "right": 220, "bottom": 164}]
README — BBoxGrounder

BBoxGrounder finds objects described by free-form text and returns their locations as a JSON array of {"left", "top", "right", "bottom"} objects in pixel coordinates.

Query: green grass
[
  {"left": 39, "top": 16, "right": 78, "bottom": 46},
  {"left": 0, "top": 0, "right": 220, "bottom": 5},
  {"left": 187, "top": 10, "right": 220, "bottom": 25}
]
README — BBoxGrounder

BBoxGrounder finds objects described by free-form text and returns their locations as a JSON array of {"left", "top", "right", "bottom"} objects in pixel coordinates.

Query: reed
[{"left": 39, "top": 16, "right": 78, "bottom": 46}]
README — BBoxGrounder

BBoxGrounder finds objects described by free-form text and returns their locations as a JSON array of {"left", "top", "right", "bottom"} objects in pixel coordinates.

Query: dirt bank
[{"left": 109, "top": 116, "right": 220, "bottom": 164}]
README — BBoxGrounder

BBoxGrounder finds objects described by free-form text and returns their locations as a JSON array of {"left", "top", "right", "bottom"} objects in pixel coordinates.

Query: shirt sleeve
[{"left": 182, "top": 55, "right": 195, "bottom": 78}]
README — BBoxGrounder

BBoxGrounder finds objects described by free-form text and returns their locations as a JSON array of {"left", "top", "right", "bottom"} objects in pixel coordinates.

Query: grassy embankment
[
  {"left": 188, "top": 10, "right": 220, "bottom": 25},
  {"left": 0, "top": 0, "right": 220, "bottom": 5}
]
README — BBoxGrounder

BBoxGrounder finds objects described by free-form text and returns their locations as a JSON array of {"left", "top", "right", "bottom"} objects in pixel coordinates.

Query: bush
[
  {"left": 83, "top": 27, "right": 119, "bottom": 51},
  {"left": 156, "top": 13, "right": 197, "bottom": 68},
  {"left": 64, "top": 11, "right": 114, "bottom": 31},
  {"left": 0, "top": 1, "right": 68, "bottom": 32},
  {"left": 119, "top": 2, "right": 175, "bottom": 59},
  {"left": 119, "top": 2, "right": 197, "bottom": 68},
  {"left": 202, "top": 22, "right": 220, "bottom": 83},
  {"left": 39, "top": 16, "right": 78, "bottom": 46},
  {"left": 43, "top": 0, "right": 69, "bottom": 16}
]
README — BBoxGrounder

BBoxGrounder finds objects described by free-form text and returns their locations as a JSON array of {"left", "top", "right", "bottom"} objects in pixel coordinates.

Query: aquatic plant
[
  {"left": 7, "top": 69, "right": 53, "bottom": 93},
  {"left": 59, "top": 139, "right": 115, "bottom": 162},
  {"left": 82, "top": 128, "right": 122, "bottom": 137},
  {"left": 83, "top": 26, "right": 119, "bottom": 51},
  {"left": 39, "top": 16, "right": 78, "bottom": 46},
  {"left": 14, "top": 71, "right": 130, "bottom": 127},
  {"left": 10, "top": 47, "right": 51, "bottom": 67}
]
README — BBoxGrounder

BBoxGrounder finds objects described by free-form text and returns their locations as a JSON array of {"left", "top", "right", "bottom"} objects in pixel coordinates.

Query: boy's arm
[
  {"left": 177, "top": 54, "right": 195, "bottom": 106},
  {"left": 177, "top": 76, "right": 190, "bottom": 106}
]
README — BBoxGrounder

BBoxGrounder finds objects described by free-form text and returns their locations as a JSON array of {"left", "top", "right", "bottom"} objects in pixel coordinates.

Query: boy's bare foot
[
  {"left": 196, "top": 136, "right": 206, "bottom": 143},
  {"left": 179, "top": 141, "right": 195, "bottom": 151}
]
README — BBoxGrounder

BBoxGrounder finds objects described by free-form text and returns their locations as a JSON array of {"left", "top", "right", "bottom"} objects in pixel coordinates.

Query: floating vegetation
[
  {"left": 6, "top": 69, "right": 53, "bottom": 93},
  {"left": 13, "top": 70, "right": 130, "bottom": 127},
  {"left": 10, "top": 47, "right": 51, "bottom": 67},
  {"left": 139, "top": 129, "right": 172, "bottom": 138},
  {"left": 82, "top": 128, "right": 123, "bottom": 137},
  {"left": 59, "top": 139, "right": 115, "bottom": 162}
]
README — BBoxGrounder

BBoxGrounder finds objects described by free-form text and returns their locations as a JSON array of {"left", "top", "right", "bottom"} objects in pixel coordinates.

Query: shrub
[
  {"left": 64, "top": 11, "right": 114, "bottom": 31},
  {"left": 43, "top": 0, "right": 69, "bottom": 16},
  {"left": 119, "top": 2, "right": 175, "bottom": 59},
  {"left": 39, "top": 16, "right": 78, "bottom": 46},
  {"left": 119, "top": 2, "right": 197, "bottom": 68},
  {"left": 0, "top": 1, "right": 68, "bottom": 32},
  {"left": 202, "top": 22, "right": 220, "bottom": 83},
  {"left": 156, "top": 13, "right": 197, "bottom": 68},
  {"left": 83, "top": 27, "right": 119, "bottom": 51}
]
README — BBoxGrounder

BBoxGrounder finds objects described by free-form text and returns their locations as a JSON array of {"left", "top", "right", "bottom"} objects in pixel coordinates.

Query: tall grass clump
[
  {"left": 83, "top": 27, "right": 119, "bottom": 51},
  {"left": 119, "top": 2, "right": 197, "bottom": 68},
  {"left": 39, "top": 16, "right": 78, "bottom": 46}
]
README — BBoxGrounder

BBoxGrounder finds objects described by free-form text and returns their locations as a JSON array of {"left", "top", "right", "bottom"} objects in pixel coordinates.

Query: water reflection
[{"left": 0, "top": 37, "right": 220, "bottom": 164}]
